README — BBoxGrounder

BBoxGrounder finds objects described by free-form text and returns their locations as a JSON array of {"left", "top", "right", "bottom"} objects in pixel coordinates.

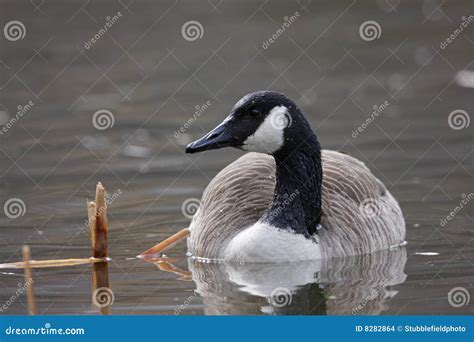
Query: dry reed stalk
[
  {"left": 22, "top": 245, "right": 37, "bottom": 315},
  {"left": 90, "top": 182, "right": 108, "bottom": 258},
  {"left": 89, "top": 182, "right": 111, "bottom": 314},
  {"left": 137, "top": 228, "right": 190, "bottom": 257},
  {"left": 87, "top": 201, "right": 97, "bottom": 255},
  {"left": 0, "top": 258, "right": 103, "bottom": 269},
  {"left": 0, "top": 182, "right": 110, "bottom": 270},
  {"left": 92, "top": 261, "right": 111, "bottom": 315}
]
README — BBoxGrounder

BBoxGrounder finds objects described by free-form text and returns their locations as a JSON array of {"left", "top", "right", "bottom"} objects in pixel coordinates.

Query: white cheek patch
[{"left": 242, "top": 105, "right": 289, "bottom": 154}]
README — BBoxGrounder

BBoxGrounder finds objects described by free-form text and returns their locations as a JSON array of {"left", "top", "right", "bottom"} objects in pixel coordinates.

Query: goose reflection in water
[{"left": 181, "top": 247, "right": 407, "bottom": 315}]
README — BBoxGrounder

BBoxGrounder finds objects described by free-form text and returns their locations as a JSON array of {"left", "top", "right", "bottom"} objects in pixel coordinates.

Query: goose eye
[{"left": 250, "top": 108, "right": 261, "bottom": 117}]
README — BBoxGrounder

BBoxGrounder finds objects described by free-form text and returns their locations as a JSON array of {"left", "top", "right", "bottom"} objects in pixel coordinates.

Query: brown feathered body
[{"left": 188, "top": 151, "right": 405, "bottom": 261}]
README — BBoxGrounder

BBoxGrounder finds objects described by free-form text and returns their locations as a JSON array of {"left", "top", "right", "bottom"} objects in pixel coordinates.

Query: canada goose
[{"left": 184, "top": 91, "right": 405, "bottom": 262}]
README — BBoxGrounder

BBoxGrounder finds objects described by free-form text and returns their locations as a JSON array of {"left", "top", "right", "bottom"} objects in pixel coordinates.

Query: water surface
[{"left": 0, "top": 0, "right": 472, "bottom": 315}]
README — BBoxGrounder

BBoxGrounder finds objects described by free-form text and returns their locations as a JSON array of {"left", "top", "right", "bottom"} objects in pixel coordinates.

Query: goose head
[{"left": 185, "top": 91, "right": 314, "bottom": 157}]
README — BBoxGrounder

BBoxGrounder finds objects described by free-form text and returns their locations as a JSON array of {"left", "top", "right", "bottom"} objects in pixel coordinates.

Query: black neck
[{"left": 262, "top": 133, "right": 323, "bottom": 237}]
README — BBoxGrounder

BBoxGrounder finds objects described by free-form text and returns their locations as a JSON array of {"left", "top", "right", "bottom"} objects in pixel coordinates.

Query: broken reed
[
  {"left": 22, "top": 245, "right": 36, "bottom": 315},
  {"left": 138, "top": 228, "right": 190, "bottom": 257},
  {"left": 88, "top": 182, "right": 109, "bottom": 258},
  {"left": 89, "top": 182, "right": 111, "bottom": 314},
  {"left": 0, "top": 182, "right": 110, "bottom": 270},
  {"left": 0, "top": 182, "right": 112, "bottom": 315}
]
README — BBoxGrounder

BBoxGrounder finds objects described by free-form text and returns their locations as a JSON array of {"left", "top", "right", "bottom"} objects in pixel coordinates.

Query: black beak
[{"left": 186, "top": 120, "right": 238, "bottom": 154}]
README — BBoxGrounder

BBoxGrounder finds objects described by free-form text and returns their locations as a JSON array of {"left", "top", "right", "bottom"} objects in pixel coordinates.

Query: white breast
[{"left": 222, "top": 221, "right": 322, "bottom": 262}]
